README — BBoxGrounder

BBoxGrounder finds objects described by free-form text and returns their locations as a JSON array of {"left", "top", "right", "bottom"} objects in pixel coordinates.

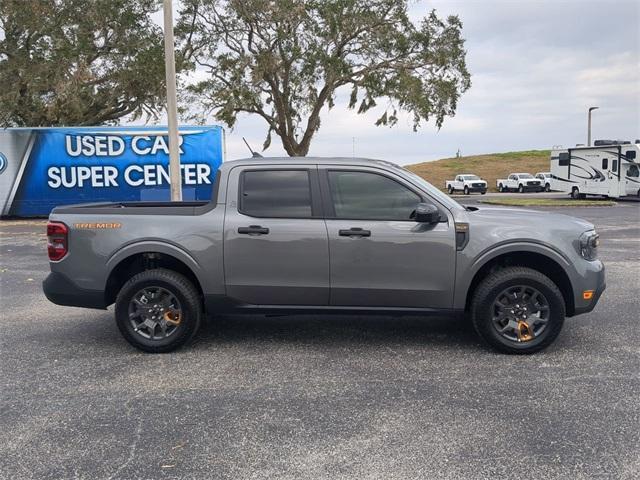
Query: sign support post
[{"left": 163, "top": 0, "right": 182, "bottom": 201}]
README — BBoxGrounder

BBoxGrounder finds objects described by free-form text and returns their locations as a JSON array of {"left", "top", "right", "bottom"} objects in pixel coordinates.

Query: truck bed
[{"left": 52, "top": 201, "right": 214, "bottom": 216}]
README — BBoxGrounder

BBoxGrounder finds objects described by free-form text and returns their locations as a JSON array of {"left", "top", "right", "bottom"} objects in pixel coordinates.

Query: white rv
[{"left": 550, "top": 141, "right": 640, "bottom": 199}]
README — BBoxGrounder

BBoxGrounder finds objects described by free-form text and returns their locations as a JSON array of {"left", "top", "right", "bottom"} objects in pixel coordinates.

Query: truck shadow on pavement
[
  {"left": 192, "top": 314, "right": 483, "bottom": 352},
  {"left": 52, "top": 311, "right": 485, "bottom": 353}
]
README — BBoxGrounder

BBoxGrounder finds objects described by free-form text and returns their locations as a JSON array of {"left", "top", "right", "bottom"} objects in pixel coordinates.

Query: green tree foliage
[
  {"left": 0, "top": 0, "right": 166, "bottom": 127},
  {"left": 178, "top": 0, "right": 471, "bottom": 156}
]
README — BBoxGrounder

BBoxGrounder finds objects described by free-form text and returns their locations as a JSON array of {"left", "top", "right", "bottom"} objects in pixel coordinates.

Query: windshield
[
  {"left": 462, "top": 175, "right": 480, "bottom": 180},
  {"left": 519, "top": 174, "right": 534, "bottom": 179}
]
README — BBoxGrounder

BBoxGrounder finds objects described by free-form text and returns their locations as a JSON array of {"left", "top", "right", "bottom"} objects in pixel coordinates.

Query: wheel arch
[
  {"left": 105, "top": 242, "right": 205, "bottom": 306},
  {"left": 463, "top": 248, "right": 575, "bottom": 317}
]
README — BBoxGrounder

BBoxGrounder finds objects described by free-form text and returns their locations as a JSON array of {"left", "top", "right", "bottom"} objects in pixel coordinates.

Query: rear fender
[{"left": 106, "top": 241, "right": 205, "bottom": 289}]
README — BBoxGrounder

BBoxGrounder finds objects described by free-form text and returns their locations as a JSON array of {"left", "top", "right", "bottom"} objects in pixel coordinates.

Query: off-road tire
[
  {"left": 470, "top": 267, "right": 565, "bottom": 354},
  {"left": 115, "top": 268, "right": 202, "bottom": 353}
]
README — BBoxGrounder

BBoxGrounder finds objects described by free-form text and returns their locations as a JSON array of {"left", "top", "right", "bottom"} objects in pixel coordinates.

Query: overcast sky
[{"left": 206, "top": 0, "right": 639, "bottom": 164}]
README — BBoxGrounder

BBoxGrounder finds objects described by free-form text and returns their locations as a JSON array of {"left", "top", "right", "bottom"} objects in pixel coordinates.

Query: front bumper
[
  {"left": 571, "top": 261, "right": 606, "bottom": 316},
  {"left": 523, "top": 184, "right": 543, "bottom": 191},
  {"left": 43, "top": 272, "right": 107, "bottom": 309}
]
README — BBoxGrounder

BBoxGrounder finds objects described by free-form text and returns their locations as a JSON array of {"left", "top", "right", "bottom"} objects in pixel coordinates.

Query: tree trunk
[{"left": 280, "top": 134, "right": 309, "bottom": 156}]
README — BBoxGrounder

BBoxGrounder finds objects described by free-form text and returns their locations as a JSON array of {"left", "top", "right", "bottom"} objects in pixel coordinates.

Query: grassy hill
[{"left": 407, "top": 150, "right": 551, "bottom": 192}]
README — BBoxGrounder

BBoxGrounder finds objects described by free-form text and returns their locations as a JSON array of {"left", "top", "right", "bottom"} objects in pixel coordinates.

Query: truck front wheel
[
  {"left": 115, "top": 268, "right": 202, "bottom": 353},
  {"left": 470, "top": 267, "right": 565, "bottom": 354}
]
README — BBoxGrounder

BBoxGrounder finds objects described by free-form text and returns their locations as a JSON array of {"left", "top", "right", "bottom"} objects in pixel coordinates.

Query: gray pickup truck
[{"left": 43, "top": 157, "right": 605, "bottom": 354}]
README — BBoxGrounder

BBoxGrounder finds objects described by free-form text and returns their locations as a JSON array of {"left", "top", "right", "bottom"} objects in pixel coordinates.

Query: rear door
[
  {"left": 223, "top": 165, "right": 329, "bottom": 305},
  {"left": 320, "top": 166, "right": 456, "bottom": 309}
]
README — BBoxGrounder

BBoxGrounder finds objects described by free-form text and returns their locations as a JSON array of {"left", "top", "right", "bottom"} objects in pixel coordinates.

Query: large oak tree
[
  {"left": 0, "top": 0, "right": 167, "bottom": 127},
  {"left": 178, "top": 0, "right": 471, "bottom": 156}
]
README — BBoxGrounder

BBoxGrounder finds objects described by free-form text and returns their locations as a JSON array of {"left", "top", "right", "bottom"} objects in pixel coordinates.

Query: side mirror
[{"left": 413, "top": 203, "right": 440, "bottom": 224}]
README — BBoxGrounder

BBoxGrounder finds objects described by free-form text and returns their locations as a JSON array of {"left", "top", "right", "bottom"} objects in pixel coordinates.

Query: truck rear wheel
[
  {"left": 448, "top": 185, "right": 454, "bottom": 194},
  {"left": 470, "top": 267, "right": 565, "bottom": 354},
  {"left": 115, "top": 268, "right": 202, "bottom": 353},
  {"left": 498, "top": 184, "right": 504, "bottom": 192}
]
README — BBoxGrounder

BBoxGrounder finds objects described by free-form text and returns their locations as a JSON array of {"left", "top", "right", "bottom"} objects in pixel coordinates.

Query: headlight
[{"left": 579, "top": 230, "right": 599, "bottom": 260}]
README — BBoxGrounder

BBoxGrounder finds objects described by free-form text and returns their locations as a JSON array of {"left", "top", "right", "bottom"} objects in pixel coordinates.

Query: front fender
[{"left": 453, "top": 240, "right": 574, "bottom": 309}]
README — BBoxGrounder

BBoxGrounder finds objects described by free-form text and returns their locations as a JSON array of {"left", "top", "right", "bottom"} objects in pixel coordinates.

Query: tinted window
[
  {"left": 612, "top": 160, "right": 618, "bottom": 173},
  {"left": 328, "top": 171, "right": 421, "bottom": 220},
  {"left": 240, "top": 170, "right": 312, "bottom": 218},
  {"left": 602, "top": 158, "right": 608, "bottom": 170},
  {"left": 558, "top": 152, "right": 570, "bottom": 166},
  {"left": 628, "top": 165, "right": 639, "bottom": 177}
]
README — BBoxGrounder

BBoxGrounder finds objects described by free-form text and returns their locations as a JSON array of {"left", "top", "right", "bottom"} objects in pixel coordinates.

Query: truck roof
[{"left": 220, "top": 156, "right": 402, "bottom": 171}]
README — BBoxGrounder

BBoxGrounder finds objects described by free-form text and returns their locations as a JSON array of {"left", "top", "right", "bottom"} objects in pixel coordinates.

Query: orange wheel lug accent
[
  {"left": 163, "top": 310, "right": 181, "bottom": 326},
  {"left": 516, "top": 320, "right": 534, "bottom": 342}
]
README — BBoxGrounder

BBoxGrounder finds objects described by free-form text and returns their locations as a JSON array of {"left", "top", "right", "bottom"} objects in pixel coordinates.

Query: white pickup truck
[
  {"left": 535, "top": 172, "right": 553, "bottom": 192},
  {"left": 497, "top": 173, "right": 543, "bottom": 193},
  {"left": 445, "top": 174, "right": 487, "bottom": 195}
]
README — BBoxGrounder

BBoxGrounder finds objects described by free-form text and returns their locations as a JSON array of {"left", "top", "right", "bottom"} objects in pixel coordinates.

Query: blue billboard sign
[{"left": 0, "top": 126, "right": 224, "bottom": 217}]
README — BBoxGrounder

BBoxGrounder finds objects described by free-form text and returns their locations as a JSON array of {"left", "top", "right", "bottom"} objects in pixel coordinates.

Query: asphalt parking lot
[{"left": 1, "top": 201, "right": 639, "bottom": 480}]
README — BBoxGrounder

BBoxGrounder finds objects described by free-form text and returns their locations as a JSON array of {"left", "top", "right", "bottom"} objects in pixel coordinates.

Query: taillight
[{"left": 47, "top": 221, "right": 68, "bottom": 261}]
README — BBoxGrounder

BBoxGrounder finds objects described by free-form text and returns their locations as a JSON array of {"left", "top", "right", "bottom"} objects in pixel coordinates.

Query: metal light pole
[
  {"left": 163, "top": 0, "right": 182, "bottom": 201},
  {"left": 587, "top": 106, "right": 599, "bottom": 147}
]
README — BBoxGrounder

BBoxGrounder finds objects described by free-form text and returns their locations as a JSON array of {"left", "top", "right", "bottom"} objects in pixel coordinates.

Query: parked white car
[
  {"left": 496, "top": 173, "right": 543, "bottom": 193},
  {"left": 535, "top": 172, "right": 553, "bottom": 192},
  {"left": 445, "top": 174, "right": 487, "bottom": 195}
]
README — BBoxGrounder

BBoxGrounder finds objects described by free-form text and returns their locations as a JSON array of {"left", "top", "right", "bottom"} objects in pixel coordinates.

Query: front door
[
  {"left": 320, "top": 167, "right": 456, "bottom": 309},
  {"left": 223, "top": 166, "right": 329, "bottom": 305}
]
